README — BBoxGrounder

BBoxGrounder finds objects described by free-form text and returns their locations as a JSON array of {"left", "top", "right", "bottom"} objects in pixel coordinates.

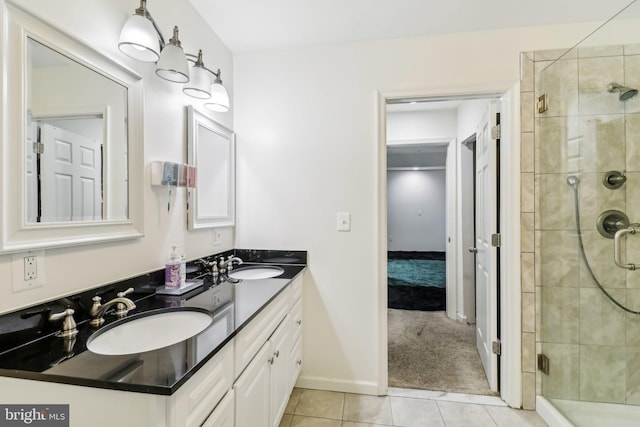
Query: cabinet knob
[
  {"left": 296, "top": 319, "right": 302, "bottom": 325},
  {"left": 296, "top": 360, "right": 302, "bottom": 366},
  {"left": 274, "top": 350, "right": 280, "bottom": 358},
  {"left": 268, "top": 357, "right": 274, "bottom": 365}
]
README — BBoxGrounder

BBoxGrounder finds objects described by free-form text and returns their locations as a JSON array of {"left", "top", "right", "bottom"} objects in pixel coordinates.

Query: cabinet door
[
  {"left": 202, "top": 389, "right": 235, "bottom": 427},
  {"left": 269, "top": 316, "right": 292, "bottom": 427},
  {"left": 234, "top": 341, "right": 271, "bottom": 427},
  {"left": 289, "top": 336, "right": 302, "bottom": 391}
]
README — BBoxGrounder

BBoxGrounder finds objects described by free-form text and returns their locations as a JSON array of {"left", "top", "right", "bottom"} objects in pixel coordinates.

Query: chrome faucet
[
  {"left": 89, "top": 296, "right": 136, "bottom": 327},
  {"left": 115, "top": 288, "right": 135, "bottom": 316},
  {"left": 222, "top": 255, "right": 243, "bottom": 271},
  {"left": 218, "top": 256, "right": 243, "bottom": 283}
]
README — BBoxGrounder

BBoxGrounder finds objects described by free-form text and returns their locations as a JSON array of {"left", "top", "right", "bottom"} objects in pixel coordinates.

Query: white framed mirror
[
  {"left": 1, "top": 2, "right": 144, "bottom": 252},
  {"left": 187, "top": 106, "right": 235, "bottom": 230}
]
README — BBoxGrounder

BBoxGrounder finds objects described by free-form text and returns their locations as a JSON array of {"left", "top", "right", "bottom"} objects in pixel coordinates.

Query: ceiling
[{"left": 188, "top": 0, "right": 635, "bottom": 53}]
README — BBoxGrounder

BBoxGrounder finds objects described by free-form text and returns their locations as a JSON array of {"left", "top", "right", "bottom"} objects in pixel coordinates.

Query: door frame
[{"left": 376, "top": 87, "right": 522, "bottom": 407}]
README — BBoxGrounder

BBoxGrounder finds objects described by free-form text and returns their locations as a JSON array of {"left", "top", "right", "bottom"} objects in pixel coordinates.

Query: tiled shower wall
[{"left": 521, "top": 45, "right": 640, "bottom": 410}]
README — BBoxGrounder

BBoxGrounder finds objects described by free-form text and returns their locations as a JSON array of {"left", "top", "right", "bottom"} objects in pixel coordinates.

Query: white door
[
  {"left": 26, "top": 119, "right": 38, "bottom": 223},
  {"left": 39, "top": 123, "right": 102, "bottom": 222},
  {"left": 475, "top": 103, "right": 499, "bottom": 392}
]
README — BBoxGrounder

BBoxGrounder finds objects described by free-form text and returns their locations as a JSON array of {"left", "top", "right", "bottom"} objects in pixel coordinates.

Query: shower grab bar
[{"left": 614, "top": 226, "right": 638, "bottom": 270}]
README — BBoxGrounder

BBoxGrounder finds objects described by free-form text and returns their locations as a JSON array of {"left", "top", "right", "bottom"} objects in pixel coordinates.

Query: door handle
[
  {"left": 468, "top": 247, "right": 478, "bottom": 253},
  {"left": 614, "top": 226, "right": 638, "bottom": 270}
]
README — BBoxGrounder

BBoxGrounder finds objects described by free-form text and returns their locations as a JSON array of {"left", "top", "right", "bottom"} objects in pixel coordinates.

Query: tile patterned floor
[{"left": 279, "top": 388, "right": 549, "bottom": 427}]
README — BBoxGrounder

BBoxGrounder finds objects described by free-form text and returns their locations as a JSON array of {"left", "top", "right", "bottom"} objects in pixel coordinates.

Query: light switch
[{"left": 337, "top": 212, "right": 351, "bottom": 232}]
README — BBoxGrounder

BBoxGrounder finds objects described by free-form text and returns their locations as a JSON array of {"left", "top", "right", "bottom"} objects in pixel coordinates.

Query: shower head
[
  {"left": 567, "top": 175, "right": 580, "bottom": 189},
  {"left": 607, "top": 82, "right": 638, "bottom": 101}
]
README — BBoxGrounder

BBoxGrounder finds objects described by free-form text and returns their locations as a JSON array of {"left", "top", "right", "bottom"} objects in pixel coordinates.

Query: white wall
[
  {"left": 0, "top": 0, "right": 234, "bottom": 313},
  {"left": 234, "top": 23, "right": 600, "bottom": 393},
  {"left": 387, "top": 170, "right": 446, "bottom": 252},
  {"left": 387, "top": 109, "right": 456, "bottom": 142}
]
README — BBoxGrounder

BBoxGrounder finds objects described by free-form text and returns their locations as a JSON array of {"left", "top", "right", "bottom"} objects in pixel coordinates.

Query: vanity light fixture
[
  {"left": 205, "top": 73, "right": 230, "bottom": 112},
  {"left": 183, "top": 50, "right": 213, "bottom": 99},
  {"left": 155, "top": 26, "right": 189, "bottom": 83},
  {"left": 118, "top": 0, "right": 230, "bottom": 111}
]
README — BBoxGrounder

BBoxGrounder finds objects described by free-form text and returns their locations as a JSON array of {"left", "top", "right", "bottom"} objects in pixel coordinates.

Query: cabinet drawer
[
  {"left": 234, "top": 290, "right": 290, "bottom": 379},
  {"left": 202, "top": 389, "right": 235, "bottom": 427},
  {"left": 170, "top": 343, "right": 234, "bottom": 427},
  {"left": 289, "top": 275, "right": 303, "bottom": 305},
  {"left": 289, "top": 335, "right": 302, "bottom": 390},
  {"left": 290, "top": 298, "right": 303, "bottom": 346}
]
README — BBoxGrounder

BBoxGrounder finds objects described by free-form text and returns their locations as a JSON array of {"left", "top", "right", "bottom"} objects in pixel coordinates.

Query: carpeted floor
[
  {"left": 388, "top": 251, "right": 446, "bottom": 311},
  {"left": 388, "top": 308, "right": 497, "bottom": 396}
]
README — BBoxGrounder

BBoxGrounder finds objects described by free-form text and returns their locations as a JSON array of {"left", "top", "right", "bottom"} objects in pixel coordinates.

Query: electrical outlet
[
  {"left": 24, "top": 256, "right": 37, "bottom": 280},
  {"left": 337, "top": 212, "right": 351, "bottom": 232},
  {"left": 12, "top": 250, "right": 45, "bottom": 293},
  {"left": 212, "top": 229, "right": 222, "bottom": 245}
]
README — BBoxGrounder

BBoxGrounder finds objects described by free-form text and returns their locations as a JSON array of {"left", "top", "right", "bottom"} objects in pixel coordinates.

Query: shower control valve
[{"left": 603, "top": 170, "right": 626, "bottom": 190}]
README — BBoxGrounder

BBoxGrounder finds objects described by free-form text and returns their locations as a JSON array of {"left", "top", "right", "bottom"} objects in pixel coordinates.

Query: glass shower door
[{"left": 538, "top": 5, "right": 640, "bottom": 424}]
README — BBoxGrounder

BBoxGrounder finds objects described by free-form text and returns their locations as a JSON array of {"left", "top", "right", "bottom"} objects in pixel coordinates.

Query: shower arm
[{"left": 614, "top": 226, "right": 638, "bottom": 270}]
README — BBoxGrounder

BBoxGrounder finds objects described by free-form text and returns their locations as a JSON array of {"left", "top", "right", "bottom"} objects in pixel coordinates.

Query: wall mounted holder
[
  {"left": 150, "top": 161, "right": 196, "bottom": 188},
  {"left": 150, "top": 161, "right": 196, "bottom": 212}
]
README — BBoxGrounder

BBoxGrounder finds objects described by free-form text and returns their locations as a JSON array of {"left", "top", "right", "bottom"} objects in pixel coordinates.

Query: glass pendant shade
[
  {"left": 155, "top": 44, "right": 190, "bottom": 83},
  {"left": 118, "top": 14, "right": 160, "bottom": 62},
  {"left": 205, "top": 83, "right": 230, "bottom": 112},
  {"left": 183, "top": 65, "right": 211, "bottom": 99}
]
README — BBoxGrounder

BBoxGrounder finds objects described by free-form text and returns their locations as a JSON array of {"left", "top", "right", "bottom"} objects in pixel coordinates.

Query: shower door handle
[{"left": 614, "top": 226, "right": 638, "bottom": 271}]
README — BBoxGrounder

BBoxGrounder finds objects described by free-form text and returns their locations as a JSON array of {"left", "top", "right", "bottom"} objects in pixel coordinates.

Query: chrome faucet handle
[
  {"left": 115, "top": 288, "right": 135, "bottom": 316},
  {"left": 89, "top": 296, "right": 136, "bottom": 327},
  {"left": 89, "top": 296, "right": 102, "bottom": 316},
  {"left": 49, "top": 308, "right": 78, "bottom": 339},
  {"left": 117, "top": 287, "right": 134, "bottom": 298}
]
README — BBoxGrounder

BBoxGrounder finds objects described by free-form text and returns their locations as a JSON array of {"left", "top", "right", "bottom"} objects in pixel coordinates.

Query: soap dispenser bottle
[
  {"left": 179, "top": 253, "right": 186, "bottom": 287},
  {"left": 165, "top": 246, "right": 181, "bottom": 288}
]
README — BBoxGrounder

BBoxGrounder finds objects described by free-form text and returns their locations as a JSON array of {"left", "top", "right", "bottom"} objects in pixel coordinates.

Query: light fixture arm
[{"left": 135, "top": 0, "right": 166, "bottom": 46}]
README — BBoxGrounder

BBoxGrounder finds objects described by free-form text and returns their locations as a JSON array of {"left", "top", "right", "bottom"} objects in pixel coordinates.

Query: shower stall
[{"left": 536, "top": 1, "right": 640, "bottom": 426}]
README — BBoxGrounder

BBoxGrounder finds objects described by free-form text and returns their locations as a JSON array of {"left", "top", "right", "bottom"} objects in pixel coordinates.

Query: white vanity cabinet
[
  {"left": 234, "top": 274, "right": 304, "bottom": 427},
  {"left": 168, "top": 343, "right": 234, "bottom": 427},
  {"left": 202, "top": 389, "right": 235, "bottom": 427},
  {"left": 288, "top": 298, "right": 303, "bottom": 390},
  {"left": 0, "top": 342, "right": 234, "bottom": 427},
  {"left": 0, "top": 272, "right": 304, "bottom": 427}
]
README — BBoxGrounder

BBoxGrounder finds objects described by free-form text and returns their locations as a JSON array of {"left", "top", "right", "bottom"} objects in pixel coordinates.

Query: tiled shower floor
[{"left": 279, "top": 388, "right": 549, "bottom": 427}]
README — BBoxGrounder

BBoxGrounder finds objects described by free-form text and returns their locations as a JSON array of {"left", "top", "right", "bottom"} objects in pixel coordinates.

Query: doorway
[{"left": 384, "top": 96, "right": 501, "bottom": 396}]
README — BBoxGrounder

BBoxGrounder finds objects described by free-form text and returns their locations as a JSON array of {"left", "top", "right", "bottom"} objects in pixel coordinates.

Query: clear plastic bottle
[{"left": 165, "top": 245, "right": 181, "bottom": 288}]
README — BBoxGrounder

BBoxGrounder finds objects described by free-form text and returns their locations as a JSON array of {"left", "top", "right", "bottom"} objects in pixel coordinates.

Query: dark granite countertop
[{"left": 0, "top": 253, "right": 305, "bottom": 395}]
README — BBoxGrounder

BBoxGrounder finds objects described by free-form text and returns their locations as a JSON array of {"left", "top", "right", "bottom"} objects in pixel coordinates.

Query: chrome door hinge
[
  {"left": 538, "top": 354, "right": 550, "bottom": 375},
  {"left": 491, "top": 124, "right": 501, "bottom": 140},
  {"left": 491, "top": 233, "right": 501, "bottom": 247},
  {"left": 33, "top": 142, "right": 44, "bottom": 154},
  {"left": 492, "top": 340, "right": 501, "bottom": 356},
  {"left": 537, "top": 93, "right": 549, "bottom": 113}
]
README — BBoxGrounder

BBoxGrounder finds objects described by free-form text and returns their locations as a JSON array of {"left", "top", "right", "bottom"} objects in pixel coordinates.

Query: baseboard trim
[{"left": 295, "top": 376, "right": 379, "bottom": 395}]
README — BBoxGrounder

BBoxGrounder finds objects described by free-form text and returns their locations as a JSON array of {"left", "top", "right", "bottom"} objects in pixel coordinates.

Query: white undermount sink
[
  {"left": 228, "top": 266, "right": 284, "bottom": 280},
  {"left": 87, "top": 309, "right": 213, "bottom": 356}
]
